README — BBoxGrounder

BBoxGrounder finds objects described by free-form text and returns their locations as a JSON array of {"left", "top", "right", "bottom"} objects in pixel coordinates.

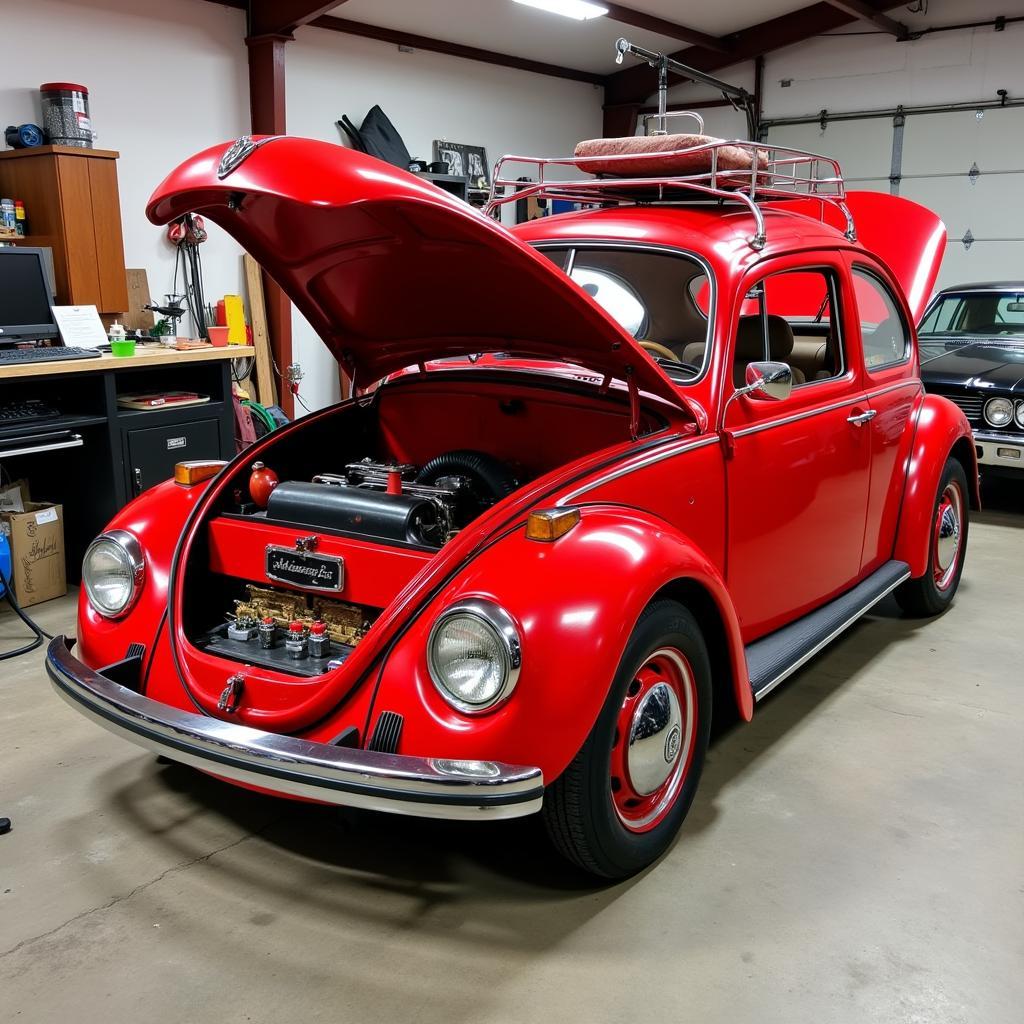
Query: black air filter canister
[{"left": 266, "top": 482, "right": 441, "bottom": 546}]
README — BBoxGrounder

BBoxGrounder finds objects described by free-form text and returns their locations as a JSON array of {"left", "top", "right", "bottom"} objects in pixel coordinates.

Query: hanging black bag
[{"left": 337, "top": 105, "right": 412, "bottom": 168}]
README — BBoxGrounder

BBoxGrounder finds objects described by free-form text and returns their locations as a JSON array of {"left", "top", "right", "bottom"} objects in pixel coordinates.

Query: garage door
[{"left": 767, "top": 106, "right": 1024, "bottom": 293}]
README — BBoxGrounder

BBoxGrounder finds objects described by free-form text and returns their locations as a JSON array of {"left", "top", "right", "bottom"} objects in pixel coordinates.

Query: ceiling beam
[
  {"left": 248, "top": 1, "right": 348, "bottom": 39},
  {"left": 605, "top": 1, "right": 909, "bottom": 105},
  {"left": 311, "top": 15, "right": 606, "bottom": 85},
  {"left": 601, "top": 4, "right": 732, "bottom": 54},
  {"left": 824, "top": 0, "right": 909, "bottom": 39}
]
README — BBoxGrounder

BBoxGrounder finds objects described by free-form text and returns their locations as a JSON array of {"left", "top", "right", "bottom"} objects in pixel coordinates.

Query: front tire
[
  {"left": 543, "top": 600, "right": 712, "bottom": 879},
  {"left": 896, "top": 456, "right": 969, "bottom": 617}
]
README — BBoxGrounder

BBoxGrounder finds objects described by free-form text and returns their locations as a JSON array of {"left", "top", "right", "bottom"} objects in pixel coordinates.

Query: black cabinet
[{"left": 126, "top": 417, "right": 222, "bottom": 495}]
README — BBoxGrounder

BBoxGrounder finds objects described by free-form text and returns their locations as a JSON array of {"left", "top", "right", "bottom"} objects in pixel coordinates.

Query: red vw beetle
[{"left": 48, "top": 131, "right": 976, "bottom": 878}]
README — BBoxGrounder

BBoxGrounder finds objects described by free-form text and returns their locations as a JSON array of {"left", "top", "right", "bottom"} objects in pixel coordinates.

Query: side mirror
[{"left": 741, "top": 361, "right": 793, "bottom": 402}]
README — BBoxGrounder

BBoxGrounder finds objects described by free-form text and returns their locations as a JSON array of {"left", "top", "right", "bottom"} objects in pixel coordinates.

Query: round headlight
[
  {"left": 427, "top": 600, "right": 521, "bottom": 713},
  {"left": 984, "top": 397, "right": 1014, "bottom": 428},
  {"left": 83, "top": 530, "right": 144, "bottom": 618},
  {"left": 1015, "top": 401, "right": 1024, "bottom": 430}
]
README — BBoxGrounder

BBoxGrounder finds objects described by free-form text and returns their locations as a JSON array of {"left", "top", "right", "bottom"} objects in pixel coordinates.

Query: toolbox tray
[{"left": 195, "top": 623, "right": 353, "bottom": 678}]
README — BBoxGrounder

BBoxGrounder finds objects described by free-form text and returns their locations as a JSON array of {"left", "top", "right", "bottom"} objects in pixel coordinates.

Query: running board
[{"left": 747, "top": 560, "right": 911, "bottom": 702}]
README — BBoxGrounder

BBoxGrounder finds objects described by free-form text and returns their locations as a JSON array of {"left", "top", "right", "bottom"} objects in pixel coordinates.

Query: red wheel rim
[
  {"left": 932, "top": 480, "right": 964, "bottom": 592},
  {"left": 609, "top": 647, "right": 698, "bottom": 833}
]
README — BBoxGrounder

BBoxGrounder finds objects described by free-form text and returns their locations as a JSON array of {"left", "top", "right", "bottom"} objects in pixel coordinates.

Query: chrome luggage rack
[{"left": 485, "top": 134, "right": 856, "bottom": 252}]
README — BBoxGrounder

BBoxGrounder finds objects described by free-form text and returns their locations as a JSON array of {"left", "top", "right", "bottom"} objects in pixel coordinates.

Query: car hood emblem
[{"left": 218, "top": 135, "right": 276, "bottom": 180}]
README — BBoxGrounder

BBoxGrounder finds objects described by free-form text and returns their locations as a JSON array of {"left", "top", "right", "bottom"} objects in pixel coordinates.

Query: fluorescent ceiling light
[{"left": 511, "top": 0, "right": 609, "bottom": 21}]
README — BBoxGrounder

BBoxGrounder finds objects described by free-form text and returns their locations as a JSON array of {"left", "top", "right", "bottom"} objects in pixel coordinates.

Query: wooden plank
[
  {"left": 0, "top": 345, "right": 255, "bottom": 381},
  {"left": 123, "top": 269, "right": 154, "bottom": 331},
  {"left": 244, "top": 253, "right": 278, "bottom": 407}
]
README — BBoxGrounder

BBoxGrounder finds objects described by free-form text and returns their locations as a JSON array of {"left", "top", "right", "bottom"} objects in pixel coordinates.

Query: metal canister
[
  {"left": 39, "top": 82, "right": 93, "bottom": 148},
  {"left": 258, "top": 616, "right": 276, "bottom": 649},
  {"left": 285, "top": 621, "right": 308, "bottom": 660},
  {"left": 308, "top": 620, "right": 329, "bottom": 659}
]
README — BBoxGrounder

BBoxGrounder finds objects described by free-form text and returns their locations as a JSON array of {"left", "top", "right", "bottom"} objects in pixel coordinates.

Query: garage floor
[{"left": 2, "top": 482, "right": 1022, "bottom": 1023}]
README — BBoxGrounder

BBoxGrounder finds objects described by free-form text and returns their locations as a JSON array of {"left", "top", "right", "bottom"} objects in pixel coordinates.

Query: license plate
[{"left": 265, "top": 546, "right": 344, "bottom": 591}]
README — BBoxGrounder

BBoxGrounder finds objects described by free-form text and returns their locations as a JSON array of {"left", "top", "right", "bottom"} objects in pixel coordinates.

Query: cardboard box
[{"left": 0, "top": 501, "right": 66, "bottom": 608}]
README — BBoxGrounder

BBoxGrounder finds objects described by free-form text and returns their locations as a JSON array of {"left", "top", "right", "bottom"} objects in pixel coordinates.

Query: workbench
[{"left": 0, "top": 345, "right": 255, "bottom": 580}]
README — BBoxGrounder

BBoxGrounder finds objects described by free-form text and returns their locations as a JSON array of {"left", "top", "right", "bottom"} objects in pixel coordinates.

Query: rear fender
[
  {"left": 893, "top": 394, "right": 979, "bottom": 577},
  {"left": 366, "top": 505, "right": 750, "bottom": 784}
]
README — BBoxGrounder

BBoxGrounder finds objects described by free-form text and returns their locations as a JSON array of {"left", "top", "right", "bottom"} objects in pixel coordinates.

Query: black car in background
[{"left": 919, "top": 282, "right": 1024, "bottom": 477}]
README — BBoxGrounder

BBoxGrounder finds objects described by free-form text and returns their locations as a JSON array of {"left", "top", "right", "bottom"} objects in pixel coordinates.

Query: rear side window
[{"left": 853, "top": 268, "right": 911, "bottom": 370}]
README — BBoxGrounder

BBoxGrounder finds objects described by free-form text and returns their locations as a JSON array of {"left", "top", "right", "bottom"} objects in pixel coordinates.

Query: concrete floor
[{"left": 2, "top": 481, "right": 1022, "bottom": 1023}]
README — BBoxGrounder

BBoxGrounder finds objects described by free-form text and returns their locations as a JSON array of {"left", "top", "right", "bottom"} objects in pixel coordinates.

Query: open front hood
[{"left": 146, "top": 136, "right": 685, "bottom": 407}]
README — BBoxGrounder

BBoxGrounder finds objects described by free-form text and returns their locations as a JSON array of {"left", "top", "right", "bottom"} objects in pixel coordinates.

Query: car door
[
  {"left": 722, "top": 254, "right": 873, "bottom": 641},
  {"left": 848, "top": 259, "right": 923, "bottom": 574}
]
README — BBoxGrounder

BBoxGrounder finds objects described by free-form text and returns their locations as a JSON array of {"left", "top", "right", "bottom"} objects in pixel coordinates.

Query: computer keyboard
[
  {"left": 0, "top": 346, "right": 102, "bottom": 365},
  {"left": 0, "top": 397, "right": 62, "bottom": 427}
]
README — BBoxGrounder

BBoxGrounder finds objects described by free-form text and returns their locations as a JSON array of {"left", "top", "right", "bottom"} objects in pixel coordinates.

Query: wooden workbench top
[{"left": 0, "top": 344, "right": 255, "bottom": 380}]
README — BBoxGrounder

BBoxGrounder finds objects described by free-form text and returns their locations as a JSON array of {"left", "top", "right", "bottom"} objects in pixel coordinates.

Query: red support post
[{"left": 245, "top": 32, "right": 294, "bottom": 417}]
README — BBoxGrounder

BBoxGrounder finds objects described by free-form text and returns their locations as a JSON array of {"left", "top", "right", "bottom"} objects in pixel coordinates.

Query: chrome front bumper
[
  {"left": 46, "top": 637, "right": 544, "bottom": 820},
  {"left": 974, "top": 430, "right": 1024, "bottom": 470}
]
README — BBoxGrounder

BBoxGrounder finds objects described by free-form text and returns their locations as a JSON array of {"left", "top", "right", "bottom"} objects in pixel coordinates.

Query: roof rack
[
  {"left": 485, "top": 138, "right": 855, "bottom": 251},
  {"left": 484, "top": 38, "right": 855, "bottom": 252}
]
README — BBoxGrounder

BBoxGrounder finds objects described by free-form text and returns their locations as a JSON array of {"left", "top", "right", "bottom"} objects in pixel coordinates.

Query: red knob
[
  {"left": 249, "top": 461, "right": 279, "bottom": 508},
  {"left": 262, "top": 616, "right": 274, "bottom": 625},
  {"left": 289, "top": 620, "right": 303, "bottom": 634},
  {"left": 310, "top": 620, "right": 327, "bottom": 635}
]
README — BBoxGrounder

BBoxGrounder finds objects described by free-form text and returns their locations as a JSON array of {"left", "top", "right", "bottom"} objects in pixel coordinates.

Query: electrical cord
[{"left": 0, "top": 560, "right": 53, "bottom": 661}]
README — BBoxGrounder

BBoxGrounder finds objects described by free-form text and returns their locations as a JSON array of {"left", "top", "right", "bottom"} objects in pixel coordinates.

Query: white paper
[
  {"left": 51, "top": 305, "right": 108, "bottom": 349},
  {"left": 0, "top": 483, "right": 25, "bottom": 513},
  {"left": 35, "top": 507, "right": 58, "bottom": 525}
]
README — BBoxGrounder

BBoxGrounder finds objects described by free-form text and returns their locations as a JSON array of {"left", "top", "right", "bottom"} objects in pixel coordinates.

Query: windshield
[
  {"left": 537, "top": 246, "right": 713, "bottom": 384},
  {"left": 920, "top": 291, "right": 1024, "bottom": 338}
]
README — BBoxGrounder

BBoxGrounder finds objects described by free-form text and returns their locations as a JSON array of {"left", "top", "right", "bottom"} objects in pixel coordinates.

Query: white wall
[
  {"left": 656, "top": 1, "right": 1024, "bottom": 290},
  {"left": 0, "top": 0, "right": 249, "bottom": 329},
  {"left": 286, "top": 30, "right": 604, "bottom": 411}
]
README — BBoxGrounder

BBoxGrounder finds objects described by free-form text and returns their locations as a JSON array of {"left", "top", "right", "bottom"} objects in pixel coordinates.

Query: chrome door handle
[{"left": 847, "top": 409, "right": 877, "bottom": 426}]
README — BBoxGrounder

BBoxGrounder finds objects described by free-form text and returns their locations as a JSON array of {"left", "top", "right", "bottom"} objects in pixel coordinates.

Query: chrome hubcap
[
  {"left": 627, "top": 682, "right": 683, "bottom": 795},
  {"left": 610, "top": 648, "right": 697, "bottom": 833},
  {"left": 933, "top": 483, "right": 963, "bottom": 590}
]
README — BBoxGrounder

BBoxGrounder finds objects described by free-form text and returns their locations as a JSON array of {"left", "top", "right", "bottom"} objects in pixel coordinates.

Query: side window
[
  {"left": 733, "top": 268, "right": 844, "bottom": 389},
  {"left": 853, "top": 268, "right": 910, "bottom": 370}
]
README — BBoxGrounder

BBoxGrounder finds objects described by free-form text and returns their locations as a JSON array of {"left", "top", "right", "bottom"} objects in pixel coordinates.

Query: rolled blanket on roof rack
[{"left": 574, "top": 134, "right": 768, "bottom": 180}]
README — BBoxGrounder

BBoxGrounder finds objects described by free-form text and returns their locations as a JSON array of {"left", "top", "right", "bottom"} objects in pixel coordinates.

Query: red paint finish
[
  {"left": 207, "top": 516, "right": 432, "bottom": 608},
  {"left": 72, "top": 137, "right": 976, "bottom": 810}
]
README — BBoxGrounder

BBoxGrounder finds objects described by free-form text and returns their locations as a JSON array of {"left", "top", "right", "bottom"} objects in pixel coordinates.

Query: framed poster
[{"left": 432, "top": 141, "right": 490, "bottom": 188}]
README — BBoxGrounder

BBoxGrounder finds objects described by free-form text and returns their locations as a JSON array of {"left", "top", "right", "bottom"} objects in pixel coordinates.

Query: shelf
[{"left": 116, "top": 400, "right": 225, "bottom": 426}]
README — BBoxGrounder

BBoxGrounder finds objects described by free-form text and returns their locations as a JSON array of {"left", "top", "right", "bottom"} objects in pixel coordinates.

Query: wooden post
[{"left": 245, "top": 32, "right": 294, "bottom": 417}]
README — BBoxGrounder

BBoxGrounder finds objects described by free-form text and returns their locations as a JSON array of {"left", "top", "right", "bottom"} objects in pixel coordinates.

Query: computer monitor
[{"left": 0, "top": 247, "right": 59, "bottom": 344}]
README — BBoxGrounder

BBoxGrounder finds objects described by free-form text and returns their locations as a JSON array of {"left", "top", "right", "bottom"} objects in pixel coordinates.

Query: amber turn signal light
[
  {"left": 174, "top": 460, "right": 227, "bottom": 486},
  {"left": 525, "top": 507, "right": 581, "bottom": 542}
]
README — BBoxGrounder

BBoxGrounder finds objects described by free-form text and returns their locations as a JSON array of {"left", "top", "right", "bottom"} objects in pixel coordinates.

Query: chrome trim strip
[
  {"left": 556, "top": 434, "right": 720, "bottom": 505},
  {"left": 753, "top": 568, "right": 911, "bottom": 701},
  {"left": 865, "top": 379, "right": 922, "bottom": 400},
  {"left": 731, "top": 394, "right": 862, "bottom": 438},
  {"left": 973, "top": 430, "right": 1024, "bottom": 443},
  {"left": 731, "top": 378, "right": 923, "bottom": 439},
  {"left": 46, "top": 637, "right": 544, "bottom": 820}
]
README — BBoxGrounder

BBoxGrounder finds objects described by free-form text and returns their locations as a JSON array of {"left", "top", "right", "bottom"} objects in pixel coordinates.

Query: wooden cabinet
[{"left": 0, "top": 145, "right": 129, "bottom": 316}]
